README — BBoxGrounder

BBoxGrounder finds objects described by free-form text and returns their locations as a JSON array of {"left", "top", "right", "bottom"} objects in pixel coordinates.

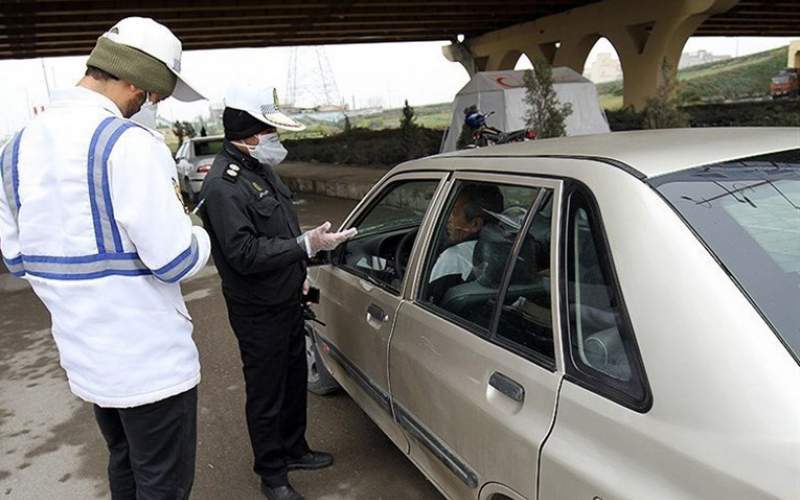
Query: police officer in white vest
[{"left": 0, "top": 18, "right": 210, "bottom": 500}]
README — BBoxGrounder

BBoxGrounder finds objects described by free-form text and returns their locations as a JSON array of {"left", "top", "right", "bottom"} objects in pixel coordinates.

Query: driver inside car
[{"left": 427, "top": 184, "right": 503, "bottom": 303}]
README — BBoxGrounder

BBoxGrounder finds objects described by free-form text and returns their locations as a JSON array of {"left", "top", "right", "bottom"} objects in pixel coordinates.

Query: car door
[
  {"left": 177, "top": 141, "right": 193, "bottom": 188},
  {"left": 174, "top": 141, "right": 188, "bottom": 177},
  {"left": 538, "top": 182, "right": 653, "bottom": 500},
  {"left": 311, "top": 172, "right": 447, "bottom": 452},
  {"left": 389, "top": 172, "right": 564, "bottom": 500}
]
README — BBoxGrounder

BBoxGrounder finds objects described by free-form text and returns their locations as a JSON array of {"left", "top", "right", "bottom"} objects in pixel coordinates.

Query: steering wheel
[{"left": 394, "top": 228, "right": 418, "bottom": 279}]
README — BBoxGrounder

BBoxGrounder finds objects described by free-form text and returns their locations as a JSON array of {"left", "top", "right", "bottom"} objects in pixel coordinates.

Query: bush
[
  {"left": 283, "top": 127, "right": 444, "bottom": 166},
  {"left": 642, "top": 60, "right": 689, "bottom": 129},
  {"left": 606, "top": 100, "right": 800, "bottom": 131},
  {"left": 683, "top": 100, "right": 800, "bottom": 127},
  {"left": 523, "top": 61, "right": 572, "bottom": 138},
  {"left": 606, "top": 107, "right": 645, "bottom": 131}
]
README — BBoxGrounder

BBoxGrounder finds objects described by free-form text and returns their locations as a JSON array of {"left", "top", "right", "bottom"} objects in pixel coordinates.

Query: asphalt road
[{"left": 0, "top": 193, "right": 444, "bottom": 500}]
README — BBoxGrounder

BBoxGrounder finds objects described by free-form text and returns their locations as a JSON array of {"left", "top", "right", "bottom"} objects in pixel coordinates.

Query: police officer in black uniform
[{"left": 199, "top": 84, "right": 356, "bottom": 500}]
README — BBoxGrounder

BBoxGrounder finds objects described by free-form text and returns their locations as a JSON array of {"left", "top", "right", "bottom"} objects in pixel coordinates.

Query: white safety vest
[{"left": 0, "top": 87, "right": 211, "bottom": 408}]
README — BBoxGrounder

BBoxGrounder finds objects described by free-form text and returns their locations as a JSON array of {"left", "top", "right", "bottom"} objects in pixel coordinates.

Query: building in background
[
  {"left": 585, "top": 52, "right": 623, "bottom": 83},
  {"left": 585, "top": 49, "right": 732, "bottom": 84},
  {"left": 679, "top": 49, "right": 731, "bottom": 69}
]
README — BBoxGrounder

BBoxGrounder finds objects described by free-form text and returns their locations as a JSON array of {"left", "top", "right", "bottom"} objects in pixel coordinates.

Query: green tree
[
  {"left": 400, "top": 99, "right": 418, "bottom": 159},
  {"left": 343, "top": 115, "right": 353, "bottom": 134},
  {"left": 341, "top": 115, "right": 355, "bottom": 163},
  {"left": 171, "top": 120, "right": 196, "bottom": 145},
  {"left": 523, "top": 60, "right": 573, "bottom": 138},
  {"left": 643, "top": 59, "right": 690, "bottom": 129}
]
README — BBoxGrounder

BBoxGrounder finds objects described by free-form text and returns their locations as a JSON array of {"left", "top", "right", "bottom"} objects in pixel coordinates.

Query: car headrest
[
  {"left": 472, "top": 222, "right": 515, "bottom": 286},
  {"left": 583, "top": 327, "right": 631, "bottom": 381}
]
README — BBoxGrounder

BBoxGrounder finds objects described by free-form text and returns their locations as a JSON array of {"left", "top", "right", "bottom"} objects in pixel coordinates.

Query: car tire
[{"left": 305, "top": 325, "right": 339, "bottom": 395}]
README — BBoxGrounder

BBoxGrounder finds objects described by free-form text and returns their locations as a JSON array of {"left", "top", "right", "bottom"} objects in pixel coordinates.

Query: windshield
[{"left": 651, "top": 149, "right": 800, "bottom": 363}]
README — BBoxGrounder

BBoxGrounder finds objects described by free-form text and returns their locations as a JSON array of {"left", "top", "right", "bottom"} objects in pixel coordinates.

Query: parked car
[
  {"left": 305, "top": 128, "right": 800, "bottom": 500},
  {"left": 174, "top": 135, "right": 224, "bottom": 202}
]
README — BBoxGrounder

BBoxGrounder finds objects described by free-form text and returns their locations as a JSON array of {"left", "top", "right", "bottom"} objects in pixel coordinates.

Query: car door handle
[
  {"left": 489, "top": 371, "right": 525, "bottom": 403},
  {"left": 366, "top": 303, "right": 388, "bottom": 324}
]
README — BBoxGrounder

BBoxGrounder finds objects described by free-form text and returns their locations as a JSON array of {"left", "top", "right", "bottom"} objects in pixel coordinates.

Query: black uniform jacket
[{"left": 199, "top": 141, "right": 307, "bottom": 306}]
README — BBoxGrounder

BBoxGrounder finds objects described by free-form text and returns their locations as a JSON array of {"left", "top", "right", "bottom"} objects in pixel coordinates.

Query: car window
[
  {"left": 418, "top": 181, "right": 540, "bottom": 333},
  {"left": 494, "top": 191, "right": 555, "bottom": 365},
  {"left": 652, "top": 148, "right": 800, "bottom": 364},
  {"left": 336, "top": 179, "right": 439, "bottom": 294},
  {"left": 563, "top": 187, "right": 650, "bottom": 410},
  {"left": 194, "top": 139, "right": 224, "bottom": 157}
]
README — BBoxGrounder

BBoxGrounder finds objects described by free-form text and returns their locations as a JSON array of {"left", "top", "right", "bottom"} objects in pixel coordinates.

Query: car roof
[
  {"left": 189, "top": 135, "right": 224, "bottom": 143},
  {"left": 418, "top": 128, "right": 800, "bottom": 179}
]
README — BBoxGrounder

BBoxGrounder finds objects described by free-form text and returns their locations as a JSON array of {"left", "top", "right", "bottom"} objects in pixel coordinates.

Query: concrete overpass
[
  {"left": 445, "top": 0, "right": 800, "bottom": 108},
  {"left": 2, "top": 1, "right": 800, "bottom": 108}
]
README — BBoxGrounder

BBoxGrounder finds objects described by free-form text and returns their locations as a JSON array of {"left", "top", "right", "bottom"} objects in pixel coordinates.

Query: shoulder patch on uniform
[{"left": 223, "top": 163, "right": 240, "bottom": 183}]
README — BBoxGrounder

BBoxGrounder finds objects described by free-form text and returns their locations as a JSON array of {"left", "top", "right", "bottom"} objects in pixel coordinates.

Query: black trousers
[
  {"left": 93, "top": 387, "right": 197, "bottom": 500},
  {"left": 224, "top": 294, "right": 310, "bottom": 487}
]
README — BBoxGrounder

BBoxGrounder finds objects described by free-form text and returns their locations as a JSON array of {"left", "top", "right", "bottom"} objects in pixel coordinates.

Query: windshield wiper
[
  {"left": 685, "top": 180, "right": 768, "bottom": 208},
  {"left": 765, "top": 179, "right": 800, "bottom": 210}
]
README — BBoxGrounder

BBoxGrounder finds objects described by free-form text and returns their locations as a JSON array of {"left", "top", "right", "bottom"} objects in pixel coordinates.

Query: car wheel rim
[{"left": 306, "top": 334, "right": 320, "bottom": 384}]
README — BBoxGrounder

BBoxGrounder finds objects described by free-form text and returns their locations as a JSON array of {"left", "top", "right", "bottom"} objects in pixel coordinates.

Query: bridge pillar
[
  {"left": 446, "top": 0, "right": 739, "bottom": 110},
  {"left": 789, "top": 40, "right": 800, "bottom": 69}
]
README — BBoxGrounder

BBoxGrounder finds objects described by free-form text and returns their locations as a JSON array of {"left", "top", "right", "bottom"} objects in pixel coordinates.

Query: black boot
[
  {"left": 260, "top": 480, "right": 304, "bottom": 500},
  {"left": 286, "top": 450, "right": 334, "bottom": 471}
]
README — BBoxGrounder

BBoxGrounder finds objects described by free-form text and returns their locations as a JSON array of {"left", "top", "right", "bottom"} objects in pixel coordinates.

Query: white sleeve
[
  {"left": 0, "top": 140, "right": 23, "bottom": 276},
  {"left": 109, "top": 128, "right": 210, "bottom": 283}
]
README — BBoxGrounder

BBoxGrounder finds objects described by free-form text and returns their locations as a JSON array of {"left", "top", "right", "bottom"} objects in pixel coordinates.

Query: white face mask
[
  {"left": 240, "top": 133, "right": 287, "bottom": 167},
  {"left": 130, "top": 93, "right": 158, "bottom": 128}
]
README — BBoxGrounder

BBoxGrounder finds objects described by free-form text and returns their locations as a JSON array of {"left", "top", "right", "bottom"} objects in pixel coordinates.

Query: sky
[{"left": 0, "top": 36, "right": 796, "bottom": 137}]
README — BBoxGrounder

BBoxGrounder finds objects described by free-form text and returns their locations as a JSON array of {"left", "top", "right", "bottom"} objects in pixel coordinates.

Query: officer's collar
[{"left": 223, "top": 140, "right": 261, "bottom": 171}]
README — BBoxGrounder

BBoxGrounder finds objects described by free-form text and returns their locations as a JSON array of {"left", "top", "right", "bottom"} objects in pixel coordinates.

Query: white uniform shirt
[
  {"left": 430, "top": 240, "right": 476, "bottom": 282},
  {"left": 0, "top": 87, "right": 211, "bottom": 407}
]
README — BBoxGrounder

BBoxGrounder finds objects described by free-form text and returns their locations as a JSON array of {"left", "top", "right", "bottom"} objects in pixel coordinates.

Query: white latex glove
[{"left": 305, "top": 221, "right": 357, "bottom": 255}]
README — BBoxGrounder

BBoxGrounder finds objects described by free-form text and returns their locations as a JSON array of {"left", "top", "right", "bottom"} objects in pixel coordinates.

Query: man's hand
[
  {"left": 303, "top": 279, "right": 310, "bottom": 296},
  {"left": 305, "top": 221, "right": 357, "bottom": 255}
]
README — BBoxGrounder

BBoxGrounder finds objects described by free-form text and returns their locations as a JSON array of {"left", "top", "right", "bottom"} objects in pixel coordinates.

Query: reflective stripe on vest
[
  {"left": 3, "top": 117, "right": 198, "bottom": 281},
  {"left": 152, "top": 234, "right": 200, "bottom": 283},
  {"left": 2, "top": 255, "right": 24, "bottom": 277},
  {"left": 88, "top": 116, "right": 136, "bottom": 254},
  {"left": 6, "top": 234, "right": 199, "bottom": 281},
  {"left": 0, "top": 130, "right": 23, "bottom": 221},
  {"left": 17, "top": 252, "right": 149, "bottom": 280}
]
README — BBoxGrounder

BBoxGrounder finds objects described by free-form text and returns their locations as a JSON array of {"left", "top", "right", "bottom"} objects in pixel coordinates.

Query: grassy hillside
[
  {"left": 597, "top": 46, "right": 788, "bottom": 109},
  {"left": 345, "top": 102, "right": 452, "bottom": 130}
]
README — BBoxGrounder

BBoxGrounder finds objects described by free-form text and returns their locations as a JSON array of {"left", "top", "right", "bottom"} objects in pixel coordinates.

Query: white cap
[
  {"left": 101, "top": 17, "right": 205, "bottom": 102},
  {"left": 224, "top": 83, "right": 306, "bottom": 132}
]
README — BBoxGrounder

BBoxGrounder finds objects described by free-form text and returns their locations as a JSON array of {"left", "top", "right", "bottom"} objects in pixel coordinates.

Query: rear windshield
[
  {"left": 651, "top": 149, "right": 800, "bottom": 364},
  {"left": 193, "top": 139, "right": 224, "bottom": 157}
]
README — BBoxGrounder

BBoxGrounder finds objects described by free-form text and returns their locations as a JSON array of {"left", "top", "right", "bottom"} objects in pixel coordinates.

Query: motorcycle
[{"left": 463, "top": 105, "right": 536, "bottom": 148}]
